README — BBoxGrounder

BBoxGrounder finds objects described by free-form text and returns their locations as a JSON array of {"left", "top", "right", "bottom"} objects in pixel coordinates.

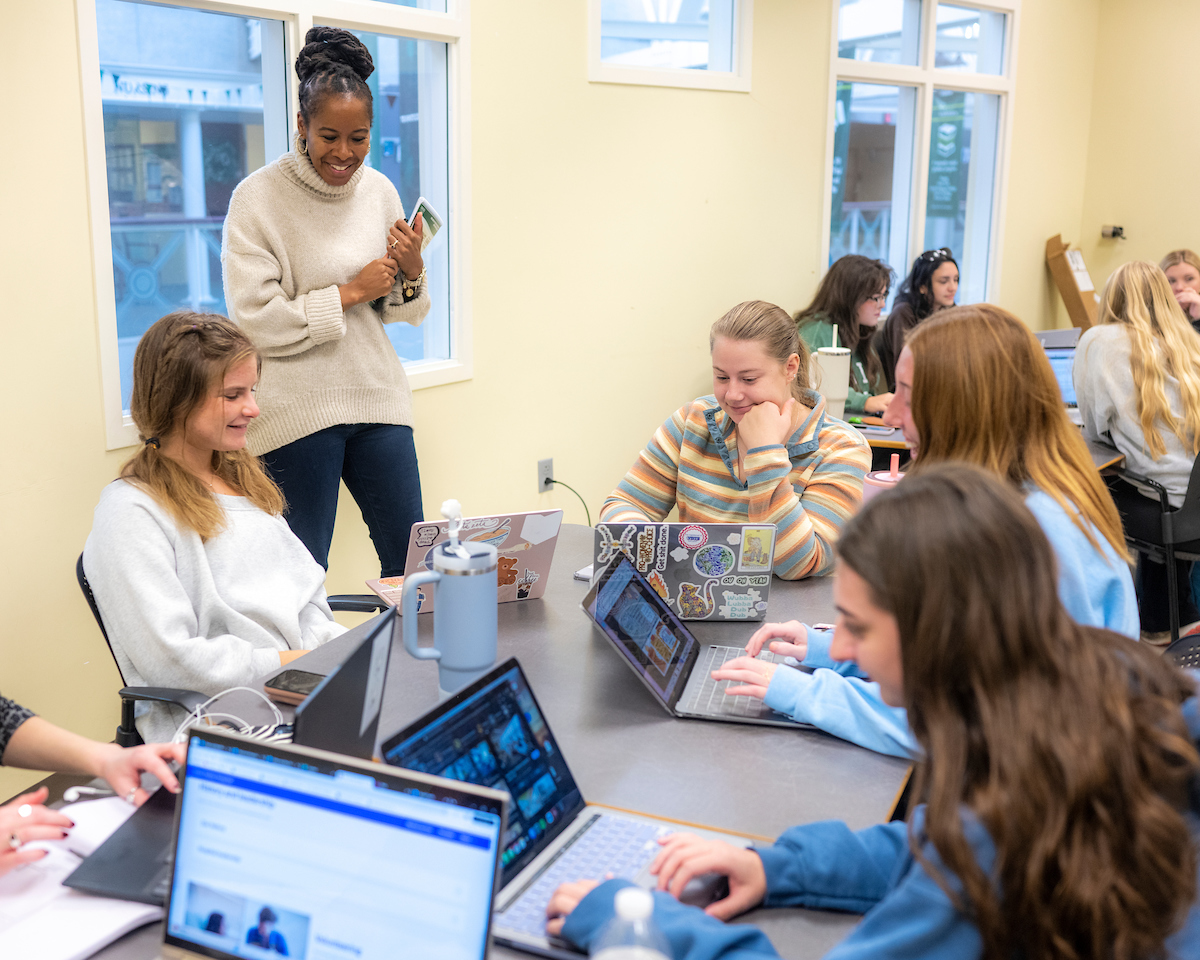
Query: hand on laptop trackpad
[{"left": 677, "top": 871, "right": 731, "bottom": 907}]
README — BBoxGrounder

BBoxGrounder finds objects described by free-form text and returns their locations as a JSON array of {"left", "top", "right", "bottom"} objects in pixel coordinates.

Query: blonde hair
[
  {"left": 710, "top": 300, "right": 811, "bottom": 404},
  {"left": 1159, "top": 248, "right": 1200, "bottom": 276},
  {"left": 905, "top": 304, "right": 1127, "bottom": 558},
  {"left": 1097, "top": 260, "right": 1200, "bottom": 458},
  {"left": 120, "top": 311, "right": 285, "bottom": 541}
]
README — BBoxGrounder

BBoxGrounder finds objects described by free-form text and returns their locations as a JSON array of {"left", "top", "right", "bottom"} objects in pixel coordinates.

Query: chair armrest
[
  {"left": 119, "top": 687, "right": 209, "bottom": 714},
  {"left": 1113, "top": 467, "right": 1172, "bottom": 511},
  {"left": 327, "top": 594, "right": 389, "bottom": 614}
]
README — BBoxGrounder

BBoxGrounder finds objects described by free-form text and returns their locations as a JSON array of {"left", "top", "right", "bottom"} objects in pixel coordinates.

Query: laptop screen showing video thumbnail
[
  {"left": 166, "top": 733, "right": 503, "bottom": 960},
  {"left": 585, "top": 556, "right": 698, "bottom": 708},
  {"left": 383, "top": 662, "right": 583, "bottom": 889},
  {"left": 1045, "top": 347, "right": 1077, "bottom": 406}
]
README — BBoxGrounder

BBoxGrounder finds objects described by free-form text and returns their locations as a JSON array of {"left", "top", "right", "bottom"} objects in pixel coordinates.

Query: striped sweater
[{"left": 601, "top": 393, "right": 869, "bottom": 579}]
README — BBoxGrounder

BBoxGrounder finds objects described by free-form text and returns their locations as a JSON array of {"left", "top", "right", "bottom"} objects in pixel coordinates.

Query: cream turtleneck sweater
[{"left": 221, "top": 151, "right": 431, "bottom": 455}]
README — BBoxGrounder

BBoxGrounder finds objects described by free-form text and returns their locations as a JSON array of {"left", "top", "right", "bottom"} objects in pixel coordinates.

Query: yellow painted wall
[
  {"left": 0, "top": 0, "right": 1171, "bottom": 799},
  {"left": 1076, "top": 0, "right": 1200, "bottom": 297}
]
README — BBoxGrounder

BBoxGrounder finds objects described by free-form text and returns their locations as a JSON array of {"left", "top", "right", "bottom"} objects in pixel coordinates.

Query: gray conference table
[{"left": 94, "top": 523, "right": 910, "bottom": 960}]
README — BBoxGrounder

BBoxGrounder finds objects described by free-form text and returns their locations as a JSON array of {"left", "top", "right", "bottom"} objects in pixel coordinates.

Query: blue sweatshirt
[
  {"left": 561, "top": 693, "right": 1200, "bottom": 960},
  {"left": 762, "top": 488, "right": 1140, "bottom": 759}
]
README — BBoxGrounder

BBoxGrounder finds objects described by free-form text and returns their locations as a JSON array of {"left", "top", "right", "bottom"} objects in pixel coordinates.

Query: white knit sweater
[
  {"left": 83, "top": 481, "right": 347, "bottom": 742},
  {"left": 222, "top": 151, "right": 431, "bottom": 455}
]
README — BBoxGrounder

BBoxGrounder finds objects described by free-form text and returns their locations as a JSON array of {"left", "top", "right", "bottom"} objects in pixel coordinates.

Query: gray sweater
[
  {"left": 83, "top": 482, "right": 346, "bottom": 742},
  {"left": 222, "top": 151, "right": 431, "bottom": 455},
  {"left": 1075, "top": 324, "right": 1195, "bottom": 507}
]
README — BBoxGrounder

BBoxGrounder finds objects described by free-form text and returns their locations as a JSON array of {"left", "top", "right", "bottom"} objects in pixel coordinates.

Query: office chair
[
  {"left": 76, "top": 555, "right": 388, "bottom": 746},
  {"left": 1108, "top": 457, "right": 1200, "bottom": 644},
  {"left": 1163, "top": 632, "right": 1200, "bottom": 670}
]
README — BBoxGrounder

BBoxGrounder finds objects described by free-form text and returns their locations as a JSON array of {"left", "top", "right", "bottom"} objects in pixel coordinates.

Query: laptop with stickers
[
  {"left": 368, "top": 510, "right": 563, "bottom": 613},
  {"left": 592, "top": 521, "right": 776, "bottom": 621},
  {"left": 583, "top": 554, "right": 812, "bottom": 729}
]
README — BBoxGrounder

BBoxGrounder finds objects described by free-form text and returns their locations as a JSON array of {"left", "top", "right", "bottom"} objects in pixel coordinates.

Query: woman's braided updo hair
[{"left": 296, "top": 26, "right": 374, "bottom": 130}]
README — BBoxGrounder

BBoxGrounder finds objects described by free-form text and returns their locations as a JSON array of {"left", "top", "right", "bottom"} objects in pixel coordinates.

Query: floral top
[{"left": 0, "top": 695, "right": 34, "bottom": 763}]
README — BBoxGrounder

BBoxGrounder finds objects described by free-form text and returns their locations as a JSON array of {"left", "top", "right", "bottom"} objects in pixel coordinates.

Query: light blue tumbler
[{"left": 401, "top": 502, "right": 498, "bottom": 698}]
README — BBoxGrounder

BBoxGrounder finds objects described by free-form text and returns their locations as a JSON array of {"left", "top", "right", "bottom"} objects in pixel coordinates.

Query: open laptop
[
  {"left": 592, "top": 521, "right": 777, "bottom": 621},
  {"left": 381, "top": 658, "right": 752, "bottom": 959},
  {"left": 156, "top": 729, "right": 507, "bottom": 960},
  {"left": 583, "top": 554, "right": 812, "bottom": 729},
  {"left": 367, "top": 510, "right": 564, "bottom": 613},
  {"left": 292, "top": 605, "right": 396, "bottom": 760}
]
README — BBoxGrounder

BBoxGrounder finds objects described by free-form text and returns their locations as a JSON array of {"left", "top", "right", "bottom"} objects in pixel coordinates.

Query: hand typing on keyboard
[
  {"left": 742, "top": 620, "right": 810, "bottom": 660},
  {"left": 711, "top": 656, "right": 777, "bottom": 700}
]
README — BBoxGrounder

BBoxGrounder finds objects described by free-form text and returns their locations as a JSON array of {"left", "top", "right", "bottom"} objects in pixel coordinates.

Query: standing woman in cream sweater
[{"left": 222, "top": 27, "right": 430, "bottom": 576}]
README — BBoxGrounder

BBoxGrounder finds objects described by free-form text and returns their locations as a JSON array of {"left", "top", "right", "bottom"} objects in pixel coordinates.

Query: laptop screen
[
  {"left": 1044, "top": 346, "right": 1077, "bottom": 406},
  {"left": 583, "top": 555, "right": 699, "bottom": 710},
  {"left": 381, "top": 660, "right": 583, "bottom": 889},
  {"left": 165, "top": 731, "right": 504, "bottom": 960}
]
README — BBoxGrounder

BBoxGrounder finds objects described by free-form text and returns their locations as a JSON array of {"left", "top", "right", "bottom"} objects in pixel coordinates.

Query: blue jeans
[{"left": 262, "top": 423, "right": 423, "bottom": 577}]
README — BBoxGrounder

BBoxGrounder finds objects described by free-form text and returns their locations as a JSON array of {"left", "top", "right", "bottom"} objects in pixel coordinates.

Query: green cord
[{"left": 548, "top": 479, "right": 592, "bottom": 527}]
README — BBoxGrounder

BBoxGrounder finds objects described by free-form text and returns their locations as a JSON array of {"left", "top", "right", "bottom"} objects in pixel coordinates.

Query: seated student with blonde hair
[
  {"left": 1161, "top": 248, "right": 1200, "bottom": 326},
  {"left": 711, "top": 305, "right": 1137, "bottom": 757},
  {"left": 1075, "top": 260, "right": 1200, "bottom": 639},
  {"left": 601, "top": 301, "right": 870, "bottom": 580},
  {"left": 84, "top": 312, "right": 346, "bottom": 743}
]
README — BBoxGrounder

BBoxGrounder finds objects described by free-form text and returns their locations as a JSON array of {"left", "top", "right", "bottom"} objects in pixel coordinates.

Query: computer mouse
[{"left": 677, "top": 871, "right": 731, "bottom": 907}]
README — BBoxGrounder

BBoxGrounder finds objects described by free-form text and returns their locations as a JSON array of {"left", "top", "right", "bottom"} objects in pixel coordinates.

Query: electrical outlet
[{"left": 537, "top": 458, "right": 554, "bottom": 494}]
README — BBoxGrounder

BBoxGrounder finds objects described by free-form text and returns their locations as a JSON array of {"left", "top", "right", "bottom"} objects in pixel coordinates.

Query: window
[
  {"left": 589, "top": 0, "right": 754, "bottom": 92},
  {"left": 826, "top": 0, "right": 1015, "bottom": 305},
  {"left": 78, "top": 0, "right": 471, "bottom": 449}
]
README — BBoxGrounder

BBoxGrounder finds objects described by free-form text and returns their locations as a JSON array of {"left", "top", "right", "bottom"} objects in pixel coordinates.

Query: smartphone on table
[{"left": 263, "top": 668, "right": 324, "bottom": 706}]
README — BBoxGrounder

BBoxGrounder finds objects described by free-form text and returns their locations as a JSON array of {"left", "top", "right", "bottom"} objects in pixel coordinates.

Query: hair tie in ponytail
[{"left": 145, "top": 437, "right": 160, "bottom": 449}]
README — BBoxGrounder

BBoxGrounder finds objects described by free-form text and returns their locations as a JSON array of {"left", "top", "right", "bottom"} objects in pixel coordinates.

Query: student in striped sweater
[{"left": 600, "top": 301, "right": 870, "bottom": 579}]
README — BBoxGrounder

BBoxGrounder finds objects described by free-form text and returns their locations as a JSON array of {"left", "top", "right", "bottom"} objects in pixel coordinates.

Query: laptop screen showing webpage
[
  {"left": 165, "top": 731, "right": 503, "bottom": 960},
  {"left": 1044, "top": 347, "right": 1077, "bottom": 406},
  {"left": 584, "top": 555, "right": 699, "bottom": 710},
  {"left": 382, "top": 660, "right": 583, "bottom": 889}
]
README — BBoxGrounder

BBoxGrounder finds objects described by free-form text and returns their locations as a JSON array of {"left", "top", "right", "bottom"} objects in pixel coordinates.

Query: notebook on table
[
  {"left": 583, "top": 554, "right": 812, "bottom": 729},
  {"left": 158, "top": 729, "right": 506, "bottom": 960},
  {"left": 592, "top": 521, "right": 777, "bottom": 621},
  {"left": 381, "top": 658, "right": 755, "bottom": 959},
  {"left": 367, "top": 510, "right": 564, "bottom": 613}
]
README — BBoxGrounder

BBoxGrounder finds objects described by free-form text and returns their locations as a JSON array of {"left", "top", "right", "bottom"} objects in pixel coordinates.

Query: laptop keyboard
[
  {"left": 680, "top": 645, "right": 786, "bottom": 719},
  {"left": 497, "top": 814, "right": 670, "bottom": 938}
]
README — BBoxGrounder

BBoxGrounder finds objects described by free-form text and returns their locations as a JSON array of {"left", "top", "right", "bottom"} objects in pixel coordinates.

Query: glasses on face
[
  {"left": 918, "top": 247, "right": 953, "bottom": 263},
  {"left": 867, "top": 292, "right": 889, "bottom": 304}
]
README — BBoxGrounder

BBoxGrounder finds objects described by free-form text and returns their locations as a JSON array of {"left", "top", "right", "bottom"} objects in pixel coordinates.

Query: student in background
[
  {"left": 794, "top": 255, "right": 895, "bottom": 415},
  {"left": 712, "top": 305, "right": 1137, "bottom": 758},
  {"left": 84, "top": 313, "right": 346, "bottom": 743},
  {"left": 601, "top": 301, "right": 869, "bottom": 580},
  {"left": 874, "top": 248, "right": 958, "bottom": 391},
  {"left": 0, "top": 697, "right": 184, "bottom": 877},
  {"left": 1161, "top": 249, "right": 1200, "bottom": 327},
  {"left": 1075, "top": 260, "right": 1200, "bottom": 640},
  {"left": 547, "top": 465, "right": 1200, "bottom": 960}
]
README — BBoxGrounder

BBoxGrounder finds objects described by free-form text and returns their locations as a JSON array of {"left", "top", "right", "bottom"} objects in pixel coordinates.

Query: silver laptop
[
  {"left": 583, "top": 554, "right": 812, "bottom": 729},
  {"left": 381, "top": 658, "right": 752, "bottom": 959},
  {"left": 592, "top": 521, "right": 777, "bottom": 621},
  {"left": 159, "top": 728, "right": 507, "bottom": 960}
]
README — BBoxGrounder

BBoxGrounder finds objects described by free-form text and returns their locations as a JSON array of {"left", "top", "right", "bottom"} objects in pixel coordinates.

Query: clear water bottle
[{"left": 589, "top": 887, "right": 671, "bottom": 960}]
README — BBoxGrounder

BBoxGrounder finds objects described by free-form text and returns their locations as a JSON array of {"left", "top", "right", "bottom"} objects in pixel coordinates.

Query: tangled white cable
[{"left": 171, "top": 686, "right": 285, "bottom": 744}]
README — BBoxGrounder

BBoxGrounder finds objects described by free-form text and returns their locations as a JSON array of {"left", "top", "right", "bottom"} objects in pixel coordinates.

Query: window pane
[
  {"left": 837, "top": 0, "right": 921, "bottom": 66},
  {"left": 370, "top": 0, "right": 446, "bottom": 12},
  {"left": 935, "top": 4, "right": 1006, "bottom": 75},
  {"left": 350, "top": 30, "right": 450, "bottom": 366},
  {"left": 97, "top": 0, "right": 286, "bottom": 412},
  {"left": 923, "top": 89, "right": 1000, "bottom": 304},
  {"left": 829, "top": 82, "right": 917, "bottom": 293},
  {"left": 600, "top": 0, "right": 737, "bottom": 72}
]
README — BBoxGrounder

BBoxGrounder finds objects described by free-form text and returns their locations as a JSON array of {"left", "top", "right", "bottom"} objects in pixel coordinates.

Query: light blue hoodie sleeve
[
  {"left": 1023, "top": 489, "right": 1139, "bottom": 639},
  {"left": 763, "top": 665, "right": 917, "bottom": 759},
  {"left": 797, "top": 627, "right": 867, "bottom": 677}
]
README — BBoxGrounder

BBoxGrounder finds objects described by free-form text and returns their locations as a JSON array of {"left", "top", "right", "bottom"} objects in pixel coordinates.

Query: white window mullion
[{"left": 909, "top": 79, "right": 934, "bottom": 265}]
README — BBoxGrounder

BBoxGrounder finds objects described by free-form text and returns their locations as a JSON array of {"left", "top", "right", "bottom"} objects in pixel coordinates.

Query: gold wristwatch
[{"left": 401, "top": 267, "right": 426, "bottom": 298}]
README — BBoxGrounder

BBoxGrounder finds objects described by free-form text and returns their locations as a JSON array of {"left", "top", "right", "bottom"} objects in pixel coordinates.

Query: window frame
[
  {"left": 822, "top": 0, "right": 1019, "bottom": 299},
  {"left": 587, "top": 0, "right": 754, "bottom": 93},
  {"left": 77, "top": 0, "right": 473, "bottom": 450}
]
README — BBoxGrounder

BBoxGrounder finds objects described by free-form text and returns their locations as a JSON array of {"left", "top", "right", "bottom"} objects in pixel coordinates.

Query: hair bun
[{"left": 296, "top": 26, "right": 374, "bottom": 85}]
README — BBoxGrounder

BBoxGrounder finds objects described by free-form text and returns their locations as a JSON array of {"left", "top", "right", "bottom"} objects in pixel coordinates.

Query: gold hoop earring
[{"left": 295, "top": 133, "right": 308, "bottom": 156}]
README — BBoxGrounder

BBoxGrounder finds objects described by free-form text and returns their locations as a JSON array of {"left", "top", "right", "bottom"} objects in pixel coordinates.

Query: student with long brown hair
[
  {"left": 1075, "top": 260, "right": 1200, "bottom": 637},
  {"left": 707, "top": 305, "right": 1137, "bottom": 757},
  {"left": 84, "top": 312, "right": 346, "bottom": 743},
  {"left": 795, "top": 255, "right": 894, "bottom": 414},
  {"left": 545, "top": 464, "right": 1200, "bottom": 960}
]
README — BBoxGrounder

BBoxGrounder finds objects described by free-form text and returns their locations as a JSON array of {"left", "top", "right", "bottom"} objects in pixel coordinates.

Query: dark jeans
[
  {"left": 1106, "top": 477, "right": 1200, "bottom": 632},
  {"left": 262, "top": 423, "right": 422, "bottom": 577}
]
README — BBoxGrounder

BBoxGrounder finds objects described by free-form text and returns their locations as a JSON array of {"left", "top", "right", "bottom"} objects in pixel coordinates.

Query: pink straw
[{"left": 889, "top": 453, "right": 900, "bottom": 481}]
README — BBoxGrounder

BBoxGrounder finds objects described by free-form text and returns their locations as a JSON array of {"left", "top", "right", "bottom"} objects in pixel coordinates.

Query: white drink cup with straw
[
  {"left": 810, "top": 324, "right": 852, "bottom": 420},
  {"left": 861, "top": 453, "right": 905, "bottom": 504}
]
